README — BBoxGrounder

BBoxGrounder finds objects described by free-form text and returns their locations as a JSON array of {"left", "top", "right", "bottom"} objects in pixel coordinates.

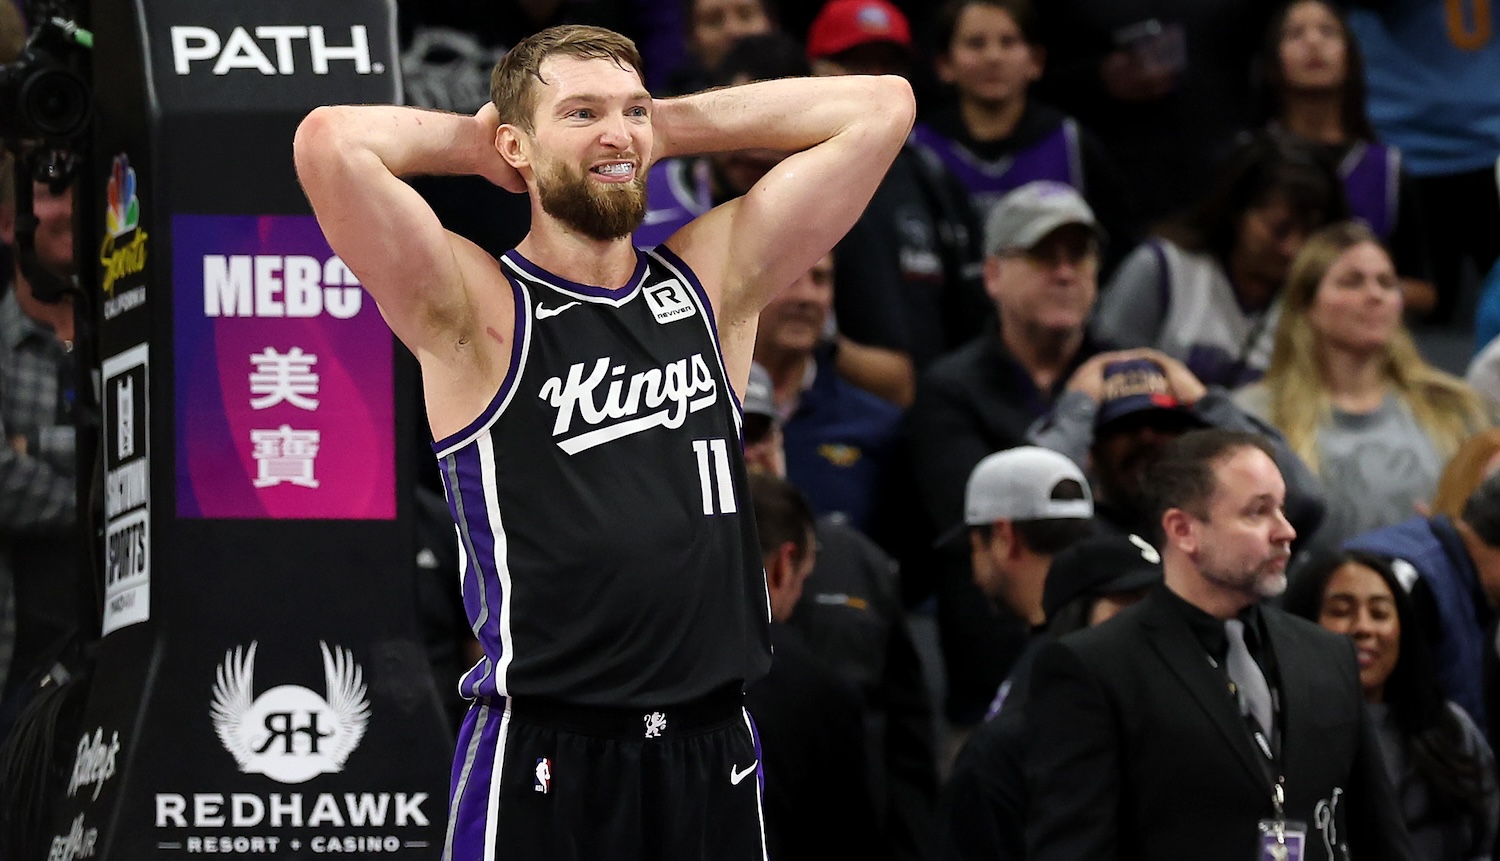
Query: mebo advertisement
[{"left": 172, "top": 215, "right": 394, "bottom": 519}]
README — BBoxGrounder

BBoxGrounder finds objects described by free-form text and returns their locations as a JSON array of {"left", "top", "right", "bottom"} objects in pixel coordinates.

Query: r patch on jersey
[{"left": 644, "top": 279, "right": 697, "bottom": 324}]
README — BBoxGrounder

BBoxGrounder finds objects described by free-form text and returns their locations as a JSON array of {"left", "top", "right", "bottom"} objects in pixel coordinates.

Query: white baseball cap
[{"left": 937, "top": 446, "right": 1094, "bottom": 547}]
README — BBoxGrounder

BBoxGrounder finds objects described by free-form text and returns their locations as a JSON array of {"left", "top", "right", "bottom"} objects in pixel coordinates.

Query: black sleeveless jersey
[{"left": 432, "top": 246, "right": 772, "bottom": 707}]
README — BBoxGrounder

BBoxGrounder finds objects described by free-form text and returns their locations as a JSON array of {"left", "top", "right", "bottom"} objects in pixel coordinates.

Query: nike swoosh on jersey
[
  {"left": 730, "top": 762, "right": 757, "bottom": 785},
  {"left": 536, "top": 302, "right": 580, "bottom": 320}
]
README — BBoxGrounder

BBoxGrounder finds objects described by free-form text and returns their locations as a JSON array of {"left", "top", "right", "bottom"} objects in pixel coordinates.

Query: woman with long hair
[
  {"left": 1234, "top": 221, "right": 1490, "bottom": 547},
  {"left": 1093, "top": 132, "right": 1347, "bottom": 388},
  {"left": 1252, "top": 0, "right": 1435, "bottom": 314},
  {"left": 1284, "top": 550, "right": 1498, "bottom": 859}
]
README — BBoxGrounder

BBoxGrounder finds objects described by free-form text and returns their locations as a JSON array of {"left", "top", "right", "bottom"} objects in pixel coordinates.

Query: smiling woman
[
  {"left": 1233, "top": 221, "right": 1492, "bottom": 549},
  {"left": 1284, "top": 550, "right": 1500, "bottom": 859}
]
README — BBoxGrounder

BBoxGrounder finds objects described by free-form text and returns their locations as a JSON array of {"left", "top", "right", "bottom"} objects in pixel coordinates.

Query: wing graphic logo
[{"left": 210, "top": 641, "right": 371, "bottom": 784}]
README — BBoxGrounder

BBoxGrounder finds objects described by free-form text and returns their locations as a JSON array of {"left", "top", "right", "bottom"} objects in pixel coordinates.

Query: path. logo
[{"left": 210, "top": 641, "right": 370, "bottom": 784}]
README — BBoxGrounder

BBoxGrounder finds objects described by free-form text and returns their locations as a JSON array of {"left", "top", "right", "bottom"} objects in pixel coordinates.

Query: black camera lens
[{"left": 20, "top": 66, "right": 88, "bottom": 141}]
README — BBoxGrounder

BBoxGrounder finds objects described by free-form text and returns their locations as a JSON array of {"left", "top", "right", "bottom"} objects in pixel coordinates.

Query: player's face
[
  {"left": 1317, "top": 562, "right": 1400, "bottom": 701},
  {"left": 985, "top": 224, "right": 1098, "bottom": 336},
  {"left": 938, "top": 3, "right": 1041, "bottom": 106},
  {"left": 1279, "top": 0, "right": 1347, "bottom": 92},
  {"left": 1186, "top": 447, "right": 1296, "bottom": 602},
  {"left": 756, "top": 255, "right": 834, "bottom": 357},
  {"left": 1306, "top": 241, "right": 1402, "bottom": 355},
  {"left": 529, "top": 55, "right": 651, "bottom": 241},
  {"left": 691, "top": 0, "right": 773, "bottom": 70}
]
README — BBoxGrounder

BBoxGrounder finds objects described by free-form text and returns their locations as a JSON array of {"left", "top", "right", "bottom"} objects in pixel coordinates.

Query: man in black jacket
[{"left": 1025, "top": 429, "right": 1414, "bottom": 861}]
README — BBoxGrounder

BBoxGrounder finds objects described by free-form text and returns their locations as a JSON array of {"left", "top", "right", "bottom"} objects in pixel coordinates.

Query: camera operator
[{"left": 0, "top": 147, "right": 78, "bottom": 743}]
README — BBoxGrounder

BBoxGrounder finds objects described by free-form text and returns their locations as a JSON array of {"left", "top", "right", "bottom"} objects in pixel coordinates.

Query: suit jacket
[{"left": 1024, "top": 585, "right": 1415, "bottom": 861}]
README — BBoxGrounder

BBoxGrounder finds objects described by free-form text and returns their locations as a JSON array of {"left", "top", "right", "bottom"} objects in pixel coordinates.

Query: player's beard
[{"left": 536, "top": 160, "right": 647, "bottom": 242}]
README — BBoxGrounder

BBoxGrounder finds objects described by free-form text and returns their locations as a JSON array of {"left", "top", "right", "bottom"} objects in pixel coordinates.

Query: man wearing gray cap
[
  {"left": 909, "top": 180, "right": 1143, "bottom": 726},
  {"left": 939, "top": 446, "right": 1096, "bottom": 629}
]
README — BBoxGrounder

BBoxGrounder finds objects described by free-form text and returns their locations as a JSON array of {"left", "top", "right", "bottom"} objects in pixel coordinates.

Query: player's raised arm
[
  {"left": 292, "top": 103, "right": 519, "bottom": 356},
  {"left": 657, "top": 74, "right": 915, "bottom": 328}
]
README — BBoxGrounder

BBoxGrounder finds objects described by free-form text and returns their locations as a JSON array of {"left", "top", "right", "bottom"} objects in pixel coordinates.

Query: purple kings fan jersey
[
  {"left": 432, "top": 246, "right": 772, "bottom": 707},
  {"left": 909, "top": 118, "right": 1082, "bottom": 222}
]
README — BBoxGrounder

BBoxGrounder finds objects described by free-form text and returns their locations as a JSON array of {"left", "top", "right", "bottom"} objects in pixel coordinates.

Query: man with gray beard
[{"left": 1024, "top": 429, "right": 1415, "bottom": 861}]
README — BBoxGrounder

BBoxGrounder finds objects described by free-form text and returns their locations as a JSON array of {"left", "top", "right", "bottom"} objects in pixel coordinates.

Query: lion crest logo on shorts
[{"left": 644, "top": 712, "right": 667, "bottom": 739}]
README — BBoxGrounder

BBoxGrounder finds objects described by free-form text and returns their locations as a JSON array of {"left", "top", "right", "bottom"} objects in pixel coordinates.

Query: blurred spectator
[
  {"left": 808, "top": 0, "right": 992, "bottom": 376},
  {"left": 641, "top": 34, "right": 915, "bottom": 406},
  {"left": 744, "top": 472, "right": 890, "bottom": 861},
  {"left": 1235, "top": 222, "right": 1491, "bottom": 549},
  {"left": 1029, "top": 352, "right": 1326, "bottom": 544},
  {"left": 1032, "top": 0, "right": 1275, "bottom": 223},
  {"left": 939, "top": 532, "right": 1159, "bottom": 861},
  {"left": 1347, "top": 473, "right": 1500, "bottom": 735},
  {"left": 742, "top": 364, "right": 940, "bottom": 861},
  {"left": 1284, "top": 549, "right": 1500, "bottom": 860},
  {"left": 756, "top": 253, "right": 903, "bottom": 536},
  {"left": 940, "top": 446, "right": 1095, "bottom": 631},
  {"left": 1429, "top": 430, "right": 1500, "bottom": 520},
  {"left": 637, "top": 33, "right": 809, "bottom": 250},
  {"left": 667, "top": 0, "right": 777, "bottom": 94},
  {"left": 1348, "top": 0, "right": 1500, "bottom": 325},
  {"left": 1253, "top": 0, "right": 1436, "bottom": 315},
  {"left": 1477, "top": 260, "right": 1500, "bottom": 355},
  {"left": 907, "top": 180, "right": 1105, "bottom": 726},
  {"left": 1469, "top": 329, "right": 1500, "bottom": 414},
  {"left": 1025, "top": 429, "right": 1415, "bottom": 861},
  {"left": 909, "top": 0, "right": 1136, "bottom": 273},
  {"left": 0, "top": 166, "right": 79, "bottom": 739},
  {"left": 1094, "top": 132, "right": 1349, "bottom": 387}
]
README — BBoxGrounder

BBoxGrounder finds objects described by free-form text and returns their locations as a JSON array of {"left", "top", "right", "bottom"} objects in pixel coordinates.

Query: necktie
[{"left": 1224, "top": 618, "right": 1273, "bottom": 738}]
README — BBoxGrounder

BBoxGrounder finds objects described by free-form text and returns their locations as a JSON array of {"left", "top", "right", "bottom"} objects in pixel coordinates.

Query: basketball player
[{"left": 293, "top": 24, "right": 914, "bottom": 861}]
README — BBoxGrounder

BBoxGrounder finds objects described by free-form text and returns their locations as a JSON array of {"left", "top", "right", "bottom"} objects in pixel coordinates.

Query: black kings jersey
[{"left": 432, "top": 246, "right": 772, "bottom": 708}]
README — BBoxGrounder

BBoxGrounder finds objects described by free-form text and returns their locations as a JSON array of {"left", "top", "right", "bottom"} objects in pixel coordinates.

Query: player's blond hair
[{"left": 490, "top": 25, "right": 644, "bottom": 134}]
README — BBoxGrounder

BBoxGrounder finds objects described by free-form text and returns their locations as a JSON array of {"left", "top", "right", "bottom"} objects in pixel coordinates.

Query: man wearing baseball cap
[
  {"left": 909, "top": 180, "right": 1128, "bottom": 725},
  {"left": 806, "top": 0, "right": 912, "bottom": 75},
  {"left": 805, "top": 0, "right": 992, "bottom": 377},
  {"left": 942, "top": 446, "right": 1096, "bottom": 629},
  {"left": 1026, "top": 351, "right": 1327, "bottom": 544},
  {"left": 941, "top": 532, "right": 1162, "bottom": 861}
]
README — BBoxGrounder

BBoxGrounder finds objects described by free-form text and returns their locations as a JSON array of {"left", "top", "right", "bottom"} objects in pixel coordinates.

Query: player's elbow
[
  {"left": 871, "top": 75, "right": 916, "bottom": 134},
  {"left": 292, "top": 107, "right": 346, "bottom": 180}
]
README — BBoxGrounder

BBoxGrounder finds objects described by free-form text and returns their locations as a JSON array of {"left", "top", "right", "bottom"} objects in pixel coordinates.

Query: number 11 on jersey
[{"left": 693, "top": 438, "right": 738, "bottom": 516}]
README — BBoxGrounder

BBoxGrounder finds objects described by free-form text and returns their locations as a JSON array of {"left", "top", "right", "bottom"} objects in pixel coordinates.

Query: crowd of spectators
[
  {"left": 388, "top": 0, "right": 1500, "bottom": 855},
  {"left": 5, "top": 0, "right": 1496, "bottom": 856}
]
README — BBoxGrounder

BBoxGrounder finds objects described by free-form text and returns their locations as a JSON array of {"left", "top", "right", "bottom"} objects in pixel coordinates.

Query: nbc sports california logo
[{"left": 210, "top": 641, "right": 370, "bottom": 784}]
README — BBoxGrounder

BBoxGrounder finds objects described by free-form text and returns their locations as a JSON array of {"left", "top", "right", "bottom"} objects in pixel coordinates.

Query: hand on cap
[
  {"left": 1141, "top": 349, "right": 1206, "bottom": 406},
  {"left": 1064, "top": 348, "right": 1158, "bottom": 402}
]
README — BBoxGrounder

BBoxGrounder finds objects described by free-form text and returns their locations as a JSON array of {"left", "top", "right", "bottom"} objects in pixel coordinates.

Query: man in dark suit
[{"left": 1025, "top": 429, "right": 1414, "bottom": 861}]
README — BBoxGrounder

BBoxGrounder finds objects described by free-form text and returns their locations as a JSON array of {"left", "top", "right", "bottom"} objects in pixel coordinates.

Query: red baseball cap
[{"left": 806, "top": 0, "right": 912, "bottom": 60}]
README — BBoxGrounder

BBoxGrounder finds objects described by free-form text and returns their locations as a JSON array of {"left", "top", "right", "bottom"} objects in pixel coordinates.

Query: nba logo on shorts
[
  {"left": 645, "top": 279, "right": 696, "bottom": 324},
  {"left": 535, "top": 758, "right": 551, "bottom": 794}
]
